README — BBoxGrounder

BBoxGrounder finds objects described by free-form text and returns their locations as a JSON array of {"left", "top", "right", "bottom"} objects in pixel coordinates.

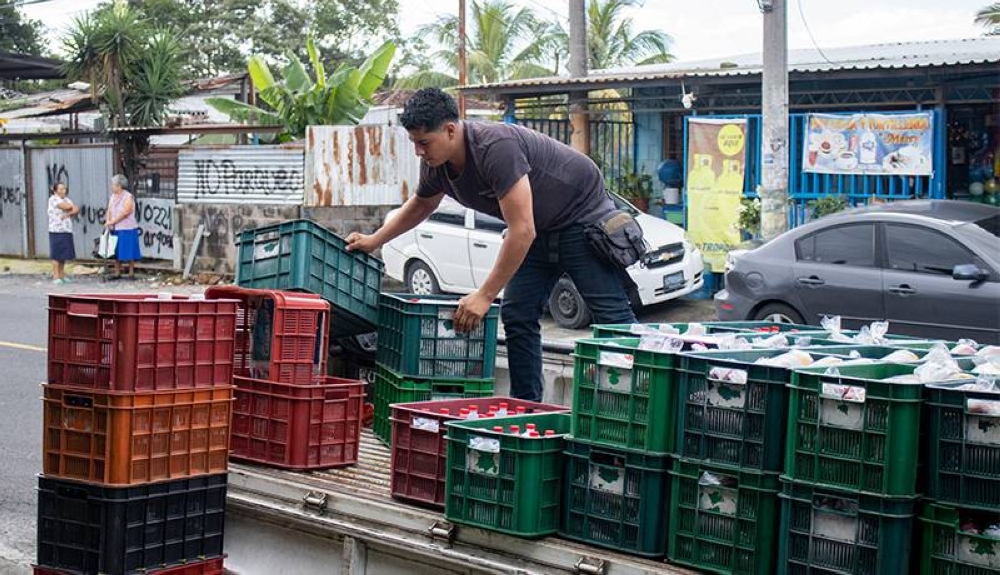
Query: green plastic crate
[
  {"left": 799, "top": 344, "right": 931, "bottom": 362},
  {"left": 924, "top": 382, "right": 1000, "bottom": 510},
  {"left": 559, "top": 439, "right": 671, "bottom": 557},
  {"left": 444, "top": 412, "right": 571, "bottom": 538},
  {"left": 703, "top": 321, "right": 819, "bottom": 334},
  {"left": 372, "top": 364, "right": 493, "bottom": 445},
  {"left": 572, "top": 338, "right": 679, "bottom": 453},
  {"left": 675, "top": 348, "right": 812, "bottom": 472},
  {"left": 778, "top": 479, "right": 918, "bottom": 575},
  {"left": 377, "top": 293, "right": 499, "bottom": 380},
  {"left": 592, "top": 323, "right": 691, "bottom": 338},
  {"left": 785, "top": 363, "right": 927, "bottom": 497},
  {"left": 920, "top": 503, "right": 1000, "bottom": 575},
  {"left": 667, "top": 458, "right": 781, "bottom": 575},
  {"left": 235, "top": 220, "right": 384, "bottom": 338}
]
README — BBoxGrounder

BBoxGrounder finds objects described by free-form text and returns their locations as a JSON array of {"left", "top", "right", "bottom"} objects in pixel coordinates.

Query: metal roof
[
  {"left": 0, "top": 51, "right": 65, "bottom": 80},
  {"left": 463, "top": 37, "right": 1000, "bottom": 93},
  {"left": 0, "top": 89, "right": 96, "bottom": 119}
]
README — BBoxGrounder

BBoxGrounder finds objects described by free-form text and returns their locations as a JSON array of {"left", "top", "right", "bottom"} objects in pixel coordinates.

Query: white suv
[{"left": 382, "top": 194, "right": 705, "bottom": 328}]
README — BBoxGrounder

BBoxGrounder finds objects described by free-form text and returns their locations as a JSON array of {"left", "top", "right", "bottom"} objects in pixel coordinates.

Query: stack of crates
[
  {"left": 206, "top": 286, "right": 365, "bottom": 470},
  {"left": 38, "top": 293, "right": 238, "bottom": 575},
  {"left": 919, "top": 380, "right": 1000, "bottom": 574},
  {"left": 372, "top": 293, "right": 499, "bottom": 445},
  {"left": 778, "top": 362, "right": 928, "bottom": 575},
  {"left": 558, "top": 337, "right": 676, "bottom": 557},
  {"left": 665, "top": 347, "right": 793, "bottom": 574}
]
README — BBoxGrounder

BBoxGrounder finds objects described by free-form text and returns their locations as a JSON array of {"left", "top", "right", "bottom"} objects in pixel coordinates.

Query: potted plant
[
  {"left": 617, "top": 172, "right": 653, "bottom": 213},
  {"left": 737, "top": 196, "right": 761, "bottom": 240}
]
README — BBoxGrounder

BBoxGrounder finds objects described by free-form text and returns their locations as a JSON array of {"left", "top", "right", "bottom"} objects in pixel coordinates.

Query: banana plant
[{"left": 208, "top": 36, "right": 395, "bottom": 140}]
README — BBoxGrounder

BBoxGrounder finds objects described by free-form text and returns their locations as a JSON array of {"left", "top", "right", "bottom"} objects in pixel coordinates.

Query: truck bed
[{"left": 227, "top": 430, "right": 696, "bottom": 575}]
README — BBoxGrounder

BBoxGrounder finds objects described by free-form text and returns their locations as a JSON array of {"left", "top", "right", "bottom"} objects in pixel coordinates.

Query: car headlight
[{"left": 682, "top": 237, "right": 694, "bottom": 254}]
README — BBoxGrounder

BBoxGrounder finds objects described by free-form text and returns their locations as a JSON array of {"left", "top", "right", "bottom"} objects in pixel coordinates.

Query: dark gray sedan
[{"left": 715, "top": 200, "right": 1000, "bottom": 343}]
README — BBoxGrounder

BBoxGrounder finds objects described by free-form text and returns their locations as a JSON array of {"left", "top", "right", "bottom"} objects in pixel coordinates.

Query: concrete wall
[
  {"left": 177, "top": 204, "right": 396, "bottom": 276},
  {"left": 177, "top": 203, "right": 301, "bottom": 276}
]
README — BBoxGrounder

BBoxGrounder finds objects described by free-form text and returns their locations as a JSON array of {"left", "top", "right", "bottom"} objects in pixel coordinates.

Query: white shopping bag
[{"left": 96, "top": 230, "right": 118, "bottom": 259}]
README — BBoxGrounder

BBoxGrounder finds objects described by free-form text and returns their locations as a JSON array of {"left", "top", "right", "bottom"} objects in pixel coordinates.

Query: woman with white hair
[{"left": 104, "top": 174, "right": 142, "bottom": 280}]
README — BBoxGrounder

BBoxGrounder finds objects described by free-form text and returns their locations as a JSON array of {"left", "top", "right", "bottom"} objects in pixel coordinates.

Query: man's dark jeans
[{"left": 502, "top": 224, "right": 636, "bottom": 402}]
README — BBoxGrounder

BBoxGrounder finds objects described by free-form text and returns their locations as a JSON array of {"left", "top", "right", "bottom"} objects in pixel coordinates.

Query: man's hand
[
  {"left": 345, "top": 232, "right": 381, "bottom": 253},
  {"left": 454, "top": 290, "right": 493, "bottom": 334}
]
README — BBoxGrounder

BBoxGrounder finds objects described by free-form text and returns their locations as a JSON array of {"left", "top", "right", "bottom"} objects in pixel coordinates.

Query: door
[
  {"left": 415, "top": 203, "right": 473, "bottom": 289},
  {"left": 882, "top": 223, "right": 1000, "bottom": 342},
  {"left": 792, "top": 223, "right": 884, "bottom": 328},
  {"left": 469, "top": 211, "right": 505, "bottom": 288}
]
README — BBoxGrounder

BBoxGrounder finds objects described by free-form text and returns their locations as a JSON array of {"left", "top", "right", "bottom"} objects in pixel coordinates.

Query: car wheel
[
  {"left": 548, "top": 277, "right": 593, "bottom": 329},
  {"left": 405, "top": 260, "right": 440, "bottom": 295},
  {"left": 752, "top": 303, "right": 805, "bottom": 325}
]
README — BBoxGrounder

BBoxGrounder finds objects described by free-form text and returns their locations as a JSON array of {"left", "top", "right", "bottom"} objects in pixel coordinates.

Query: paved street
[{"left": 0, "top": 270, "right": 714, "bottom": 574}]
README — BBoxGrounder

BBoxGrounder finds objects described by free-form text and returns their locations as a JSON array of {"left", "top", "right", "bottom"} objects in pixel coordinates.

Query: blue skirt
[
  {"left": 113, "top": 228, "right": 142, "bottom": 261},
  {"left": 49, "top": 232, "right": 76, "bottom": 262}
]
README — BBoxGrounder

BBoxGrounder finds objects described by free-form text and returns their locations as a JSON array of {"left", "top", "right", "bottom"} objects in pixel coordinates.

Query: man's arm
[
  {"left": 453, "top": 174, "right": 535, "bottom": 333},
  {"left": 345, "top": 193, "right": 444, "bottom": 253}
]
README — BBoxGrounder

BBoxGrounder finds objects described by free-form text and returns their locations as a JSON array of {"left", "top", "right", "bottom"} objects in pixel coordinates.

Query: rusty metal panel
[
  {"left": 305, "top": 125, "right": 419, "bottom": 207},
  {"left": 0, "top": 147, "right": 25, "bottom": 256},
  {"left": 176, "top": 145, "right": 304, "bottom": 204},
  {"left": 29, "top": 144, "right": 115, "bottom": 259}
]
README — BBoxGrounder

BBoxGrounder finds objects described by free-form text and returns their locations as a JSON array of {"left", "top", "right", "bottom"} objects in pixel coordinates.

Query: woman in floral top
[{"left": 47, "top": 182, "right": 79, "bottom": 284}]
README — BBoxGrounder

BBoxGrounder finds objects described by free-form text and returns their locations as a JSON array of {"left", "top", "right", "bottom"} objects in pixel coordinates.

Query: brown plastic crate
[
  {"left": 206, "top": 286, "right": 329, "bottom": 385},
  {"left": 42, "top": 385, "right": 233, "bottom": 486},
  {"left": 389, "top": 396, "right": 568, "bottom": 508},
  {"left": 231, "top": 375, "right": 364, "bottom": 469},
  {"left": 47, "top": 294, "right": 238, "bottom": 391}
]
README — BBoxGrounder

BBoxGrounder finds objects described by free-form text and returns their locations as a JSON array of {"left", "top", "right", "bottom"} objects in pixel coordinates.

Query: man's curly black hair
[{"left": 399, "top": 88, "right": 459, "bottom": 132}]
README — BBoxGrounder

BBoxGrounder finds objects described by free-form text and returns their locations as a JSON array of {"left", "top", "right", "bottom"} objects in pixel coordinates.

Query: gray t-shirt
[{"left": 416, "top": 122, "right": 613, "bottom": 231}]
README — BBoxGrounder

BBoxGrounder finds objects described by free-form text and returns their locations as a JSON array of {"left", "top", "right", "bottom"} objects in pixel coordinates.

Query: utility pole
[
  {"left": 760, "top": 0, "right": 788, "bottom": 239},
  {"left": 457, "top": 0, "right": 468, "bottom": 119},
  {"left": 568, "top": 0, "right": 590, "bottom": 155}
]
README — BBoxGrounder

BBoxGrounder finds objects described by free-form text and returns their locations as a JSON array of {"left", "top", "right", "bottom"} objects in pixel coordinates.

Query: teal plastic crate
[
  {"left": 778, "top": 479, "right": 918, "bottom": 575},
  {"left": 444, "top": 412, "right": 571, "bottom": 538},
  {"left": 572, "top": 338, "right": 679, "bottom": 453},
  {"left": 920, "top": 503, "right": 1000, "bottom": 575},
  {"left": 377, "top": 293, "right": 499, "bottom": 380},
  {"left": 703, "top": 321, "right": 818, "bottom": 334},
  {"left": 591, "top": 323, "right": 741, "bottom": 339},
  {"left": 372, "top": 364, "right": 493, "bottom": 445},
  {"left": 235, "top": 220, "right": 384, "bottom": 338},
  {"left": 924, "top": 382, "right": 1000, "bottom": 510},
  {"left": 667, "top": 458, "right": 781, "bottom": 575},
  {"left": 559, "top": 439, "right": 671, "bottom": 557}
]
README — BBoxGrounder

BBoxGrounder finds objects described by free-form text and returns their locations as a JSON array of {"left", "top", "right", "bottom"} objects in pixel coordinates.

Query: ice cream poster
[
  {"left": 803, "top": 112, "right": 933, "bottom": 176},
  {"left": 686, "top": 118, "right": 746, "bottom": 272}
]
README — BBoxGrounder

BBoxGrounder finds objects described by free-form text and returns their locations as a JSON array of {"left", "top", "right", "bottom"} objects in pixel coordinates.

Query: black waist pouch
[{"left": 583, "top": 210, "right": 647, "bottom": 269}]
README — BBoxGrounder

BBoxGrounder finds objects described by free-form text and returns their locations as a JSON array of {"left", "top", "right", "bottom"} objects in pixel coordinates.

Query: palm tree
[
  {"left": 544, "top": 0, "right": 674, "bottom": 72},
  {"left": 976, "top": 3, "right": 1000, "bottom": 34},
  {"left": 395, "top": 0, "right": 555, "bottom": 89}
]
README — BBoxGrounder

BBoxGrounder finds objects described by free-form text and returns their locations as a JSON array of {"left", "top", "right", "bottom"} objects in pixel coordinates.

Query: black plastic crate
[{"left": 36, "top": 474, "right": 226, "bottom": 575}]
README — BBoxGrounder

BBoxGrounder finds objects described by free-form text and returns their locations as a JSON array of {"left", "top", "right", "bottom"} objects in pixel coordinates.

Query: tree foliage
[
  {"left": 61, "top": 1, "right": 185, "bottom": 127},
  {"left": 207, "top": 37, "right": 396, "bottom": 140},
  {"left": 0, "top": 3, "right": 45, "bottom": 55},
  {"left": 976, "top": 3, "right": 1000, "bottom": 34}
]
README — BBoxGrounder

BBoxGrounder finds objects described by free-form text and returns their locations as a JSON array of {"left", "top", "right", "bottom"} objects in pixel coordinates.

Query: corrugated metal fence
[
  {"left": 0, "top": 147, "right": 25, "bottom": 256},
  {"left": 29, "top": 144, "right": 115, "bottom": 259},
  {"left": 177, "top": 145, "right": 304, "bottom": 204},
  {"left": 305, "top": 125, "right": 418, "bottom": 206}
]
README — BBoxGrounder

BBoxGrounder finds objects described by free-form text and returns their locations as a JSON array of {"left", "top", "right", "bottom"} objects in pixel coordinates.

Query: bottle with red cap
[{"left": 497, "top": 402, "right": 509, "bottom": 416}]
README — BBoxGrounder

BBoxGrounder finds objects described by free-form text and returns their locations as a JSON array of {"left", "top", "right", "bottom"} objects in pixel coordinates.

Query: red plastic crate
[
  {"left": 35, "top": 556, "right": 225, "bottom": 575},
  {"left": 206, "top": 286, "right": 329, "bottom": 385},
  {"left": 42, "top": 384, "right": 234, "bottom": 486},
  {"left": 231, "top": 375, "right": 364, "bottom": 469},
  {"left": 389, "top": 396, "right": 569, "bottom": 508},
  {"left": 48, "top": 294, "right": 238, "bottom": 392}
]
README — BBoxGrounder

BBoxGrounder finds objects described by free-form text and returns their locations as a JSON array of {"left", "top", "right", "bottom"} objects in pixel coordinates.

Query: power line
[{"left": 796, "top": 0, "right": 834, "bottom": 65}]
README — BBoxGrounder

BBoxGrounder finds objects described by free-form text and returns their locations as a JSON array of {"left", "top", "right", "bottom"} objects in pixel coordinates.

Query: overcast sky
[{"left": 25, "top": 0, "right": 990, "bottom": 63}]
